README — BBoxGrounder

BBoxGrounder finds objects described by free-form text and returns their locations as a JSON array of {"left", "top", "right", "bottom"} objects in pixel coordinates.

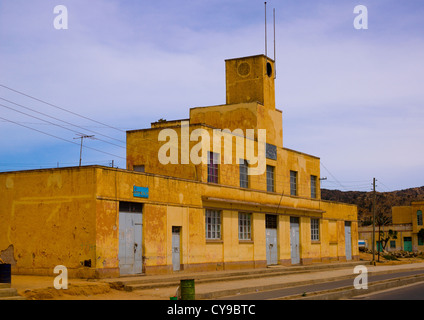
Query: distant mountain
[{"left": 321, "top": 186, "right": 424, "bottom": 225}]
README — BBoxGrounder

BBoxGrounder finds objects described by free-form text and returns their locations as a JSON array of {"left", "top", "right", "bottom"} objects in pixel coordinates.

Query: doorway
[
  {"left": 265, "top": 215, "right": 278, "bottom": 265},
  {"left": 345, "top": 222, "right": 352, "bottom": 261},
  {"left": 290, "top": 217, "right": 300, "bottom": 264},
  {"left": 404, "top": 237, "right": 412, "bottom": 252},
  {"left": 118, "top": 202, "right": 143, "bottom": 275},
  {"left": 172, "top": 226, "right": 181, "bottom": 271}
]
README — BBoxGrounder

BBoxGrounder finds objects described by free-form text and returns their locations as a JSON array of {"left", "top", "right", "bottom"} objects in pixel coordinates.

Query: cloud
[{"left": 0, "top": 0, "right": 423, "bottom": 190}]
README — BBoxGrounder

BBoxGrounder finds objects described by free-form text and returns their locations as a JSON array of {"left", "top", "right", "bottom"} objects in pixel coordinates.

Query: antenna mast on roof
[
  {"left": 265, "top": 3, "right": 277, "bottom": 79},
  {"left": 273, "top": 7, "right": 276, "bottom": 79},
  {"left": 264, "top": 2, "right": 267, "bottom": 58}
]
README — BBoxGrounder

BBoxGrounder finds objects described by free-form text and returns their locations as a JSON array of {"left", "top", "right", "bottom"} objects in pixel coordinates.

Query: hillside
[{"left": 321, "top": 186, "right": 424, "bottom": 225}]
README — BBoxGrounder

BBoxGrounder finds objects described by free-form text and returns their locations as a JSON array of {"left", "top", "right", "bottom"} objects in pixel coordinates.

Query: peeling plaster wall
[{"left": 0, "top": 168, "right": 98, "bottom": 278}]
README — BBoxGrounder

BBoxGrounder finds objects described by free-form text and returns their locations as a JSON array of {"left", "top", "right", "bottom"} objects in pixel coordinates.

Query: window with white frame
[
  {"left": 207, "top": 152, "right": 219, "bottom": 183},
  {"left": 311, "top": 175, "right": 317, "bottom": 199},
  {"left": 266, "top": 165, "right": 275, "bottom": 192},
  {"left": 239, "top": 213, "right": 252, "bottom": 240},
  {"left": 205, "top": 209, "right": 221, "bottom": 240},
  {"left": 311, "top": 218, "right": 319, "bottom": 241},
  {"left": 239, "top": 159, "right": 249, "bottom": 188},
  {"left": 290, "top": 171, "right": 298, "bottom": 196}
]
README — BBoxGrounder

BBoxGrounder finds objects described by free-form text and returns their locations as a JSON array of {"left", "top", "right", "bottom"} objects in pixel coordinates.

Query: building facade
[
  {"left": 0, "top": 55, "right": 359, "bottom": 278},
  {"left": 359, "top": 201, "right": 424, "bottom": 252}
]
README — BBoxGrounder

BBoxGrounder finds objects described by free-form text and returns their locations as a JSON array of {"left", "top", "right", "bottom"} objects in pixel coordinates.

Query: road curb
[
  {"left": 108, "top": 261, "right": 366, "bottom": 291},
  {"left": 197, "top": 264, "right": 424, "bottom": 300},
  {"left": 280, "top": 274, "right": 424, "bottom": 300}
]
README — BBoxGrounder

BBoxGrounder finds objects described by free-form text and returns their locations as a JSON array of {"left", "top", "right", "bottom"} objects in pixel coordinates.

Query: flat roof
[{"left": 225, "top": 54, "right": 275, "bottom": 63}]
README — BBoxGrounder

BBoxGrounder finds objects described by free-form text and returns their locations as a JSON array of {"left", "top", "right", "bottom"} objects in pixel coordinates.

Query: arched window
[{"left": 417, "top": 210, "right": 423, "bottom": 226}]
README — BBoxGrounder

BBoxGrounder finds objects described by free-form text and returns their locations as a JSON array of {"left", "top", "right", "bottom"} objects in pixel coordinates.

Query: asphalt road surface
[
  {"left": 352, "top": 281, "right": 424, "bottom": 300},
  {"left": 221, "top": 269, "right": 424, "bottom": 300}
]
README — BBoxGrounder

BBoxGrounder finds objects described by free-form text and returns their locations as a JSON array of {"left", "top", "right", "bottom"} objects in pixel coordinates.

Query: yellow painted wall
[
  {"left": 225, "top": 55, "right": 275, "bottom": 110},
  {"left": 392, "top": 206, "right": 413, "bottom": 224},
  {"left": 127, "top": 124, "right": 320, "bottom": 200},
  {"left": 0, "top": 168, "right": 99, "bottom": 278},
  {"left": 411, "top": 202, "right": 424, "bottom": 234},
  {"left": 359, "top": 202, "right": 424, "bottom": 252}
]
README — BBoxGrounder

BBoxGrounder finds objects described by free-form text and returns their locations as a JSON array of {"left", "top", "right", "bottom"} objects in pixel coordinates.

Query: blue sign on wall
[{"left": 133, "top": 186, "right": 149, "bottom": 198}]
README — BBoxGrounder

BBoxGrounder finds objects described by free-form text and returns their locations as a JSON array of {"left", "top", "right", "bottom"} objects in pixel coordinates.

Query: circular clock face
[
  {"left": 266, "top": 62, "right": 272, "bottom": 77},
  {"left": 237, "top": 62, "right": 251, "bottom": 77}
]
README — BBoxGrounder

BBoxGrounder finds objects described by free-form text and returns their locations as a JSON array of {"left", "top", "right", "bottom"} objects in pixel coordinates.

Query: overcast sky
[{"left": 0, "top": 0, "right": 423, "bottom": 192}]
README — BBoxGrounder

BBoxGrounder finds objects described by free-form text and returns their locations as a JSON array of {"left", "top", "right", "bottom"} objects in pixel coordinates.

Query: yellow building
[
  {"left": 358, "top": 201, "right": 424, "bottom": 252},
  {"left": 0, "top": 55, "right": 358, "bottom": 278}
]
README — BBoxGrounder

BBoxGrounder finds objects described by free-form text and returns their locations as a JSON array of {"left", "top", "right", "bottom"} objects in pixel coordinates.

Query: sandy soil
[{"left": 17, "top": 254, "right": 424, "bottom": 300}]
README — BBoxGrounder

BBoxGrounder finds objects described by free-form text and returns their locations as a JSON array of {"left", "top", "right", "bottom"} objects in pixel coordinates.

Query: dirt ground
[
  {"left": 359, "top": 251, "right": 424, "bottom": 265},
  {"left": 17, "top": 254, "right": 424, "bottom": 300}
]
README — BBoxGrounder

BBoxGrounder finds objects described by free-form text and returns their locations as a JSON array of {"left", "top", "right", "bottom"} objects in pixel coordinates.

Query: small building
[
  {"left": 358, "top": 201, "right": 424, "bottom": 252},
  {"left": 0, "top": 55, "right": 359, "bottom": 278}
]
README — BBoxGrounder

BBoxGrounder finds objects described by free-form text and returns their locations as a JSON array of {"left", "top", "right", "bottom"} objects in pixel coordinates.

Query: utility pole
[
  {"left": 73, "top": 134, "right": 94, "bottom": 167},
  {"left": 372, "top": 177, "right": 376, "bottom": 265}
]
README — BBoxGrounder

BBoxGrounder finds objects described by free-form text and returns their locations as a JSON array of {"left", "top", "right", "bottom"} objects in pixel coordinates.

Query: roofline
[
  {"left": 225, "top": 54, "right": 275, "bottom": 63},
  {"left": 283, "top": 147, "right": 320, "bottom": 160}
]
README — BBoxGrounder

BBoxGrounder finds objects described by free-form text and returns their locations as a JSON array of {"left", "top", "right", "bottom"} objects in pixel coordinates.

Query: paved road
[
  {"left": 352, "top": 281, "right": 424, "bottom": 300},
  {"left": 221, "top": 269, "right": 424, "bottom": 300}
]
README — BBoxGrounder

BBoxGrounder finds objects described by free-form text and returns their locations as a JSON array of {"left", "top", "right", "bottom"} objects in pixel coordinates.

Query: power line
[
  {"left": 0, "top": 96, "right": 126, "bottom": 145},
  {"left": 320, "top": 162, "right": 348, "bottom": 191},
  {"left": 0, "top": 84, "right": 125, "bottom": 133},
  {"left": 376, "top": 178, "right": 394, "bottom": 192},
  {"left": 0, "top": 102, "right": 126, "bottom": 150},
  {"left": 0, "top": 116, "right": 125, "bottom": 160}
]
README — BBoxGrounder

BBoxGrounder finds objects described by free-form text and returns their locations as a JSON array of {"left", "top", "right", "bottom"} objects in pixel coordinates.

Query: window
[
  {"left": 239, "top": 159, "right": 249, "bottom": 188},
  {"left": 419, "top": 234, "right": 424, "bottom": 246},
  {"left": 390, "top": 240, "right": 396, "bottom": 249},
  {"left": 205, "top": 209, "right": 221, "bottom": 240},
  {"left": 119, "top": 201, "right": 143, "bottom": 213},
  {"left": 417, "top": 210, "right": 423, "bottom": 226},
  {"left": 290, "top": 171, "right": 298, "bottom": 196},
  {"left": 239, "top": 213, "right": 252, "bottom": 240},
  {"left": 133, "top": 165, "right": 145, "bottom": 173},
  {"left": 266, "top": 165, "right": 275, "bottom": 192},
  {"left": 311, "top": 218, "right": 319, "bottom": 241},
  {"left": 207, "top": 152, "right": 219, "bottom": 183},
  {"left": 311, "top": 175, "right": 317, "bottom": 199},
  {"left": 266, "top": 214, "right": 278, "bottom": 229}
]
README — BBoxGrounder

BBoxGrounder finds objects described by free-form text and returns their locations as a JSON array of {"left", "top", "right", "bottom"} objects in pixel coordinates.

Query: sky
[{"left": 0, "top": 0, "right": 423, "bottom": 192}]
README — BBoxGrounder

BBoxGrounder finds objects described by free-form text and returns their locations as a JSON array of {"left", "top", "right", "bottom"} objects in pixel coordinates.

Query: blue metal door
[
  {"left": 172, "top": 227, "right": 181, "bottom": 271},
  {"left": 266, "top": 228, "right": 278, "bottom": 265},
  {"left": 345, "top": 222, "right": 352, "bottom": 261},
  {"left": 265, "top": 215, "right": 278, "bottom": 265},
  {"left": 290, "top": 217, "right": 300, "bottom": 264},
  {"left": 119, "top": 211, "right": 142, "bottom": 275}
]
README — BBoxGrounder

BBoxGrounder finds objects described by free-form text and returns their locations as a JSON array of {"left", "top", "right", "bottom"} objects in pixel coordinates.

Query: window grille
[{"left": 205, "top": 209, "right": 221, "bottom": 240}]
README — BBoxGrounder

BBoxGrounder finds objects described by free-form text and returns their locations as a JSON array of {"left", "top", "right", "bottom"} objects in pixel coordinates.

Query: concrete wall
[
  {"left": 0, "top": 168, "right": 99, "bottom": 278},
  {"left": 359, "top": 202, "right": 424, "bottom": 253},
  {"left": 1, "top": 166, "right": 359, "bottom": 277}
]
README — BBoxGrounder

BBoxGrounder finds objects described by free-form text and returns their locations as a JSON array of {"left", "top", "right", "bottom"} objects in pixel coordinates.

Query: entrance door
[
  {"left": 404, "top": 237, "right": 412, "bottom": 252},
  {"left": 290, "top": 217, "right": 300, "bottom": 264},
  {"left": 265, "top": 215, "right": 278, "bottom": 265},
  {"left": 119, "top": 202, "right": 143, "bottom": 275},
  {"left": 345, "top": 222, "right": 352, "bottom": 261},
  {"left": 172, "top": 227, "right": 181, "bottom": 271}
]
